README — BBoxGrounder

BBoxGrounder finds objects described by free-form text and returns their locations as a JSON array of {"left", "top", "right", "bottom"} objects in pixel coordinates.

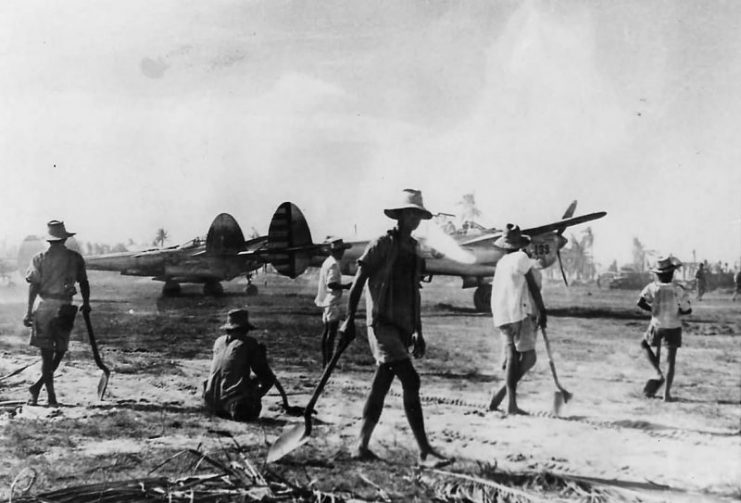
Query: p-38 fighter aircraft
[
  {"left": 274, "top": 200, "right": 606, "bottom": 312},
  {"left": 16, "top": 203, "right": 323, "bottom": 297}
]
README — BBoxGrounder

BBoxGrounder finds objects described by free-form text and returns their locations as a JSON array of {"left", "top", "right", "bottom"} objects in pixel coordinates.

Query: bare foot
[
  {"left": 27, "top": 387, "right": 39, "bottom": 406},
  {"left": 507, "top": 407, "right": 529, "bottom": 416},
  {"left": 419, "top": 447, "right": 454, "bottom": 468},
  {"left": 663, "top": 395, "right": 676, "bottom": 403},
  {"left": 351, "top": 447, "right": 379, "bottom": 461}
]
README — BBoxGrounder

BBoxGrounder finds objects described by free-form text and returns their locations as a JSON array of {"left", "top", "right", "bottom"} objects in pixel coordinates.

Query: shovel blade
[
  {"left": 266, "top": 423, "right": 309, "bottom": 463},
  {"left": 552, "top": 389, "right": 573, "bottom": 416},
  {"left": 97, "top": 371, "right": 110, "bottom": 401},
  {"left": 552, "top": 391, "right": 565, "bottom": 416}
]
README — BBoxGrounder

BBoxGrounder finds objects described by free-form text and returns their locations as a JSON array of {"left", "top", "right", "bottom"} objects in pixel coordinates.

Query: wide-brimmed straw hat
[
  {"left": 651, "top": 256, "right": 681, "bottom": 273},
  {"left": 383, "top": 189, "right": 433, "bottom": 220},
  {"left": 324, "top": 236, "right": 351, "bottom": 251},
  {"left": 46, "top": 220, "right": 76, "bottom": 241},
  {"left": 493, "top": 224, "right": 531, "bottom": 250},
  {"left": 220, "top": 308, "right": 256, "bottom": 331}
]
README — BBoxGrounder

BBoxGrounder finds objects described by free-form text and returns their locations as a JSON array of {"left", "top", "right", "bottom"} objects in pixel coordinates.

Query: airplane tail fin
[
  {"left": 206, "top": 213, "right": 246, "bottom": 254},
  {"left": 267, "top": 202, "right": 316, "bottom": 278},
  {"left": 561, "top": 200, "right": 577, "bottom": 220}
]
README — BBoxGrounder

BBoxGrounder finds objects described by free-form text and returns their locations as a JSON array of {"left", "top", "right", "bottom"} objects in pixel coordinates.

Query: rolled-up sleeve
[{"left": 25, "top": 254, "right": 42, "bottom": 285}]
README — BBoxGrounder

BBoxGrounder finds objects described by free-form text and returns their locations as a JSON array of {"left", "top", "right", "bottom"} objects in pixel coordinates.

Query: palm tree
[{"left": 154, "top": 228, "right": 169, "bottom": 248}]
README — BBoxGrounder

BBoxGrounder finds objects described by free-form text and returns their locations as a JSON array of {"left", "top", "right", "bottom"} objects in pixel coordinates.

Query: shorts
[
  {"left": 322, "top": 304, "right": 342, "bottom": 323},
  {"left": 498, "top": 316, "right": 538, "bottom": 353},
  {"left": 29, "top": 299, "right": 75, "bottom": 352},
  {"left": 644, "top": 326, "right": 682, "bottom": 348},
  {"left": 367, "top": 323, "right": 412, "bottom": 364}
]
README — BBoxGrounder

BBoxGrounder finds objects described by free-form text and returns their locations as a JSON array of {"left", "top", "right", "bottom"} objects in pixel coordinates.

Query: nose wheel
[
  {"left": 244, "top": 273, "right": 258, "bottom": 296},
  {"left": 473, "top": 284, "right": 492, "bottom": 313},
  {"left": 162, "top": 280, "right": 181, "bottom": 297}
]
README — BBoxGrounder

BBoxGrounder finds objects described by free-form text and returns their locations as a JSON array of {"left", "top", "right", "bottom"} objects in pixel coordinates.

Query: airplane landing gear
[
  {"left": 473, "top": 284, "right": 492, "bottom": 313},
  {"left": 162, "top": 280, "right": 181, "bottom": 297},
  {"left": 203, "top": 281, "right": 224, "bottom": 297},
  {"left": 244, "top": 273, "right": 258, "bottom": 296}
]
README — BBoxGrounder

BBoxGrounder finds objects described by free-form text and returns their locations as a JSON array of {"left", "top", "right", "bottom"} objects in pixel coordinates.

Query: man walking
[
  {"left": 314, "top": 237, "right": 351, "bottom": 367},
  {"left": 487, "top": 224, "right": 547, "bottom": 415},
  {"left": 341, "top": 188, "right": 451, "bottom": 468},
  {"left": 23, "top": 220, "right": 91, "bottom": 407}
]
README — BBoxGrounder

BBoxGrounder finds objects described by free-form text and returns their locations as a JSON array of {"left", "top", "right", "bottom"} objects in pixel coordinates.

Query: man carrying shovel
[
  {"left": 487, "top": 224, "right": 547, "bottom": 415},
  {"left": 341, "top": 188, "right": 451, "bottom": 468},
  {"left": 23, "top": 220, "right": 91, "bottom": 407}
]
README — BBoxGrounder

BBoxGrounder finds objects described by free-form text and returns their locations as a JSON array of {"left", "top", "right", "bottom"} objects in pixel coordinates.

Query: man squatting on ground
[
  {"left": 637, "top": 256, "right": 692, "bottom": 402},
  {"left": 488, "top": 224, "right": 547, "bottom": 415},
  {"left": 314, "top": 237, "right": 352, "bottom": 367},
  {"left": 23, "top": 220, "right": 91, "bottom": 407},
  {"left": 341, "top": 189, "right": 451, "bottom": 468},
  {"left": 203, "top": 308, "right": 294, "bottom": 421}
]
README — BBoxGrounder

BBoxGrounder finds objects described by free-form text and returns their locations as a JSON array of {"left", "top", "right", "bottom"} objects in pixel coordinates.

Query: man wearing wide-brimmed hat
[
  {"left": 341, "top": 188, "right": 451, "bottom": 468},
  {"left": 23, "top": 220, "right": 91, "bottom": 407},
  {"left": 315, "top": 236, "right": 352, "bottom": 367},
  {"left": 488, "top": 224, "right": 547, "bottom": 415},
  {"left": 203, "top": 308, "right": 294, "bottom": 421},
  {"left": 637, "top": 256, "right": 692, "bottom": 402}
]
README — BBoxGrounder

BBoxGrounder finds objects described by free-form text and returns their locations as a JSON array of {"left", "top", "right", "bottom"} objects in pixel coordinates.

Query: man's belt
[{"left": 40, "top": 293, "right": 73, "bottom": 301}]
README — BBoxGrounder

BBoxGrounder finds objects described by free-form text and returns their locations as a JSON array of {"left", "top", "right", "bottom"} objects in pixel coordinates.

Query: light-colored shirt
[
  {"left": 639, "top": 281, "right": 691, "bottom": 329},
  {"left": 25, "top": 245, "right": 87, "bottom": 300},
  {"left": 490, "top": 250, "right": 540, "bottom": 327},
  {"left": 358, "top": 230, "right": 422, "bottom": 335},
  {"left": 314, "top": 255, "right": 343, "bottom": 308}
]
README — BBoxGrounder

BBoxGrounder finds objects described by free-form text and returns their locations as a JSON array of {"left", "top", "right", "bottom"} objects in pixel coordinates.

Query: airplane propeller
[
  {"left": 553, "top": 204, "right": 577, "bottom": 286},
  {"left": 414, "top": 220, "right": 476, "bottom": 265},
  {"left": 556, "top": 248, "right": 568, "bottom": 286}
]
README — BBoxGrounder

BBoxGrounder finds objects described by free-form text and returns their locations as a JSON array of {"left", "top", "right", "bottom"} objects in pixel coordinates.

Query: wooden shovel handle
[
  {"left": 303, "top": 326, "right": 353, "bottom": 423},
  {"left": 83, "top": 310, "right": 110, "bottom": 376}
]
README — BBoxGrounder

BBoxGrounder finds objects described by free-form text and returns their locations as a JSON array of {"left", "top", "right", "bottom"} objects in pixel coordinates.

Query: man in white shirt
[
  {"left": 488, "top": 224, "right": 547, "bottom": 415},
  {"left": 315, "top": 237, "right": 351, "bottom": 367},
  {"left": 637, "top": 256, "right": 692, "bottom": 402}
]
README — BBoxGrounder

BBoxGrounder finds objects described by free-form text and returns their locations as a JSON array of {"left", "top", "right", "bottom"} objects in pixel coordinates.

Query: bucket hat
[
  {"left": 46, "top": 220, "right": 76, "bottom": 241},
  {"left": 220, "top": 308, "right": 256, "bottom": 331},
  {"left": 651, "top": 256, "right": 681, "bottom": 273},
  {"left": 324, "top": 236, "right": 351, "bottom": 251},
  {"left": 383, "top": 189, "right": 433, "bottom": 220},
  {"left": 493, "top": 224, "right": 531, "bottom": 250}
]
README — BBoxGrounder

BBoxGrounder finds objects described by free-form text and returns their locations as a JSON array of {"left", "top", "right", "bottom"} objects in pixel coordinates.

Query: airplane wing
[
  {"left": 459, "top": 211, "right": 606, "bottom": 247},
  {"left": 521, "top": 211, "right": 606, "bottom": 236}
]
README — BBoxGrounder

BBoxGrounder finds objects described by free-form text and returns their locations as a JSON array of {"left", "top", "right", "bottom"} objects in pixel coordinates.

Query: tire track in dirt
[{"left": 333, "top": 381, "right": 740, "bottom": 444}]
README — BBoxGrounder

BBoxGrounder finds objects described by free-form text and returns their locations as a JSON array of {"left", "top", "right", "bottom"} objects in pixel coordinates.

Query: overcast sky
[{"left": 1, "top": 0, "right": 740, "bottom": 267}]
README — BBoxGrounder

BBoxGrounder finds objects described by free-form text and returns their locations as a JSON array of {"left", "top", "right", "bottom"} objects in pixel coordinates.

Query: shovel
[
  {"left": 541, "top": 327, "right": 572, "bottom": 415},
  {"left": 266, "top": 326, "right": 354, "bottom": 463},
  {"left": 82, "top": 310, "right": 110, "bottom": 400}
]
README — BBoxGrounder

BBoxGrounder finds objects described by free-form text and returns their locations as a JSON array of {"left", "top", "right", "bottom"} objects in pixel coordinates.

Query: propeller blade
[
  {"left": 414, "top": 221, "right": 476, "bottom": 265},
  {"left": 557, "top": 249, "right": 568, "bottom": 286},
  {"left": 521, "top": 211, "right": 606, "bottom": 237}
]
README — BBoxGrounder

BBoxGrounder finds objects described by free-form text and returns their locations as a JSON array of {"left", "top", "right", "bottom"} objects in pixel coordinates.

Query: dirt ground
[{"left": 1, "top": 270, "right": 739, "bottom": 501}]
